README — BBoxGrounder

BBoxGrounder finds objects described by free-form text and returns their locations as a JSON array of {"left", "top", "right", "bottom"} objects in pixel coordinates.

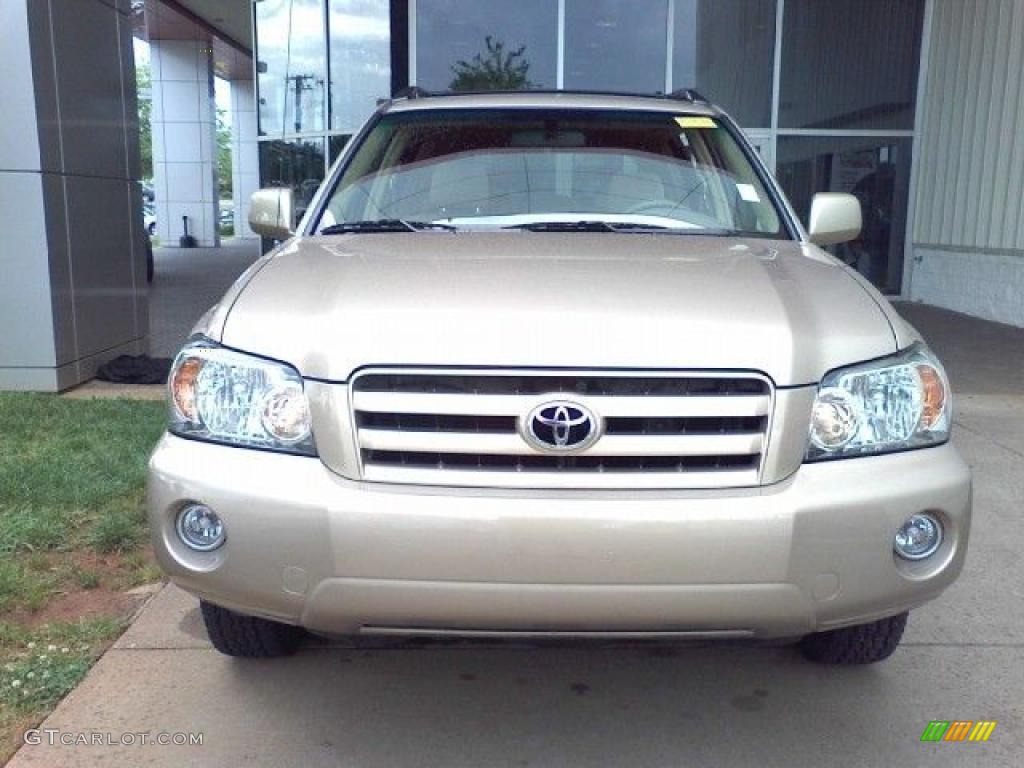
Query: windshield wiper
[
  {"left": 504, "top": 220, "right": 621, "bottom": 233},
  {"left": 320, "top": 219, "right": 456, "bottom": 235},
  {"left": 504, "top": 220, "right": 681, "bottom": 233},
  {"left": 504, "top": 220, "right": 747, "bottom": 236}
]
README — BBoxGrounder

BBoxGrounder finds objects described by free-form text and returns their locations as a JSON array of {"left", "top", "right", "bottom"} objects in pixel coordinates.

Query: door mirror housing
[
  {"left": 249, "top": 188, "right": 295, "bottom": 241},
  {"left": 807, "top": 193, "right": 862, "bottom": 246}
]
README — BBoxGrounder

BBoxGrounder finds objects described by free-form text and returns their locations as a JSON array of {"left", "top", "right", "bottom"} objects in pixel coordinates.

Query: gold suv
[{"left": 148, "top": 91, "right": 971, "bottom": 663}]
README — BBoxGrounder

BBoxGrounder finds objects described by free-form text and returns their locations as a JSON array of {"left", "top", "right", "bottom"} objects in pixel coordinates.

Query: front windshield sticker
[
  {"left": 674, "top": 116, "right": 717, "bottom": 129},
  {"left": 736, "top": 183, "right": 762, "bottom": 203}
]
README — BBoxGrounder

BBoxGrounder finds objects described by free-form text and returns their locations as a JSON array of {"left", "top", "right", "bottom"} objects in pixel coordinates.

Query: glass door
[{"left": 776, "top": 136, "right": 912, "bottom": 293}]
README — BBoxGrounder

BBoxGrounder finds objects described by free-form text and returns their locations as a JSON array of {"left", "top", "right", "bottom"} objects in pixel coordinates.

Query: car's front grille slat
[
  {"left": 352, "top": 391, "right": 771, "bottom": 419},
  {"left": 355, "top": 374, "right": 768, "bottom": 397},
  {"left": 360, "top": 465, "right": 762, "bottom": 490},
  {"left": 351, "top": 370, "right": 772, "bottom": 490},
  {"left": 359, "top": 428, "right": 764, "bottom": 457}
]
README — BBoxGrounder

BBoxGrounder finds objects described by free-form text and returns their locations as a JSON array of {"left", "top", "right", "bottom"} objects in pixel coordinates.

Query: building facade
[
  {"left": 252, "top": 0, "right": 1024, "bottom": 325},
  {"left": 0, "top": 0, "right": 149, "bottom": 391},
  {"left": 1, "top": 0, "right": 1022, "bottom": 391}
]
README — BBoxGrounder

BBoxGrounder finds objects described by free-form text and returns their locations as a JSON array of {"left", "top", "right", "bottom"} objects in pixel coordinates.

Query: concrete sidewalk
[
  {"left": 9, "top": 302, "right": 1024, "bottom": 767},
  {"left": 148, "top": 239, "right": 261, "bottom": 358}
]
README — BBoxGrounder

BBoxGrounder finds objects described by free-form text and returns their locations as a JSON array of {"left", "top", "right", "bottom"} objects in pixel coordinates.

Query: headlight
[
  {"left": 805, "top": 343, "right": 950, "bottom": 461},
  {"left": 168, "top": 338, "right": 315, "bottom": 455}
]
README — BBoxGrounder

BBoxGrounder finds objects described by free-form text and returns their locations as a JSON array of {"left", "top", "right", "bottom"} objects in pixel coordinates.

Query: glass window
[
  {"left": 318, "top": 108, "right": 785, "bottom": 238},
  {"left": 416, "top": 0, "right": 558, "bottom": 91},
  {"left": 777, "top": 136, "right": 913, "bottom": 292},
  {"left": 329, "top": 0, "right": 391, "bottom": 132},
  {"left": 673, "top": 0, "right": 775, "bottom": 127},
  {"left": 564, "top": 0, "right": 668, "bottom": 93},
  {"left": 780, "top": 0, "right": 925, "bottom": 129},
  {"left": 258, "top": 138, "right": 327, "bottom": 224},
  {"left": 255, "top": 0, "right": 327, "bottom": 136}
]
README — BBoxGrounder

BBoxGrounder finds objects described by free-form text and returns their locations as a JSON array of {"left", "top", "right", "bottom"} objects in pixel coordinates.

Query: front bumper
[{"left": 148, "top": 434, "right": 971, "bottom": 639}]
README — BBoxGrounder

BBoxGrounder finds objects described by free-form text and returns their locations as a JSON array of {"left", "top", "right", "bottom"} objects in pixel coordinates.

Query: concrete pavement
[
  {"left": 58, "top": 240, "right": 261, "bottom": 400},
  {"left": 9, "top": 301, "right": 1024, "bottom": 767},
  {"left": 148, "top": 239, "right": 261, "bottom": 358}
]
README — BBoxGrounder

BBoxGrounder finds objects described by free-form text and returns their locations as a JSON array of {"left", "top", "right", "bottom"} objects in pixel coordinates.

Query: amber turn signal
[
  {"left": 170, "top": 356, "right": 203, "bottom": 422},
  {"left": 917, "top": 364, "right": 946, "bottom": 429}
]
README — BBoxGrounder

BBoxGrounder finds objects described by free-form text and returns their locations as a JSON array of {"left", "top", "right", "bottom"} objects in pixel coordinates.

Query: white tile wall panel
[
  {"left": 913, "top": 0, "right": 1024, "bottom": 251},
  {"left": 909, "top": 0, "right": 1024, "bottom": 326},
  {"left": 0, "top": 0, "right": 42, "bottom": 171}
]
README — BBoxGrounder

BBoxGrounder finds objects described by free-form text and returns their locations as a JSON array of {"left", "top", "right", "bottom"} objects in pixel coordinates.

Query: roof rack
[
  {"left": 667, "top": 88, "right": 710, "bottom": 104},
  {"left": 386, "top": 87, "right": 714, "bottom": 106},
  {"left": 391, "top": 86, "right": 433, "bottom": 100}
]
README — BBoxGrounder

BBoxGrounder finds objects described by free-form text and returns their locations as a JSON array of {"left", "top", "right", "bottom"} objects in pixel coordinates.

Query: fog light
[
  {"left": 894, "top": 513, "right": 942, "bottom": 560},
  {"left": 176, "top": 504, "right": 225, "bottom": 552}
]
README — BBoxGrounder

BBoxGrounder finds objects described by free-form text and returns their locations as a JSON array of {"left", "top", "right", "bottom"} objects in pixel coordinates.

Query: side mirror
[
  {"left": 807, "top": 193, "right": 862, "bottom": 246},
  {"left": 249, "top": 188, "right": 295, "bottom": 241}
]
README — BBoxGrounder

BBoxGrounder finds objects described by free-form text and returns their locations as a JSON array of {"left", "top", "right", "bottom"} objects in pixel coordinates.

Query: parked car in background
[
  {"left": 219, "top": 200, "right": 234, "bottom": 235},
  {"left": 143, "top": 202, "right": 156, "bottom": 237},
  {"left": 150, "top": 91, "right": 971, "bottom": 664}
]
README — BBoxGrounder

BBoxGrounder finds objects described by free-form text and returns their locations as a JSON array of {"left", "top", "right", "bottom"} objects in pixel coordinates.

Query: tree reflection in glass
[{"left": 449, "top": 37, "right": 534, "bottom": 91}]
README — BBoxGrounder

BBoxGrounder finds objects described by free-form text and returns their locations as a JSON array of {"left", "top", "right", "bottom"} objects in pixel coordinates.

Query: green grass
[
  {"left": 0, "top": 394, "right": 166, "bottom": 759},
  {"left": 0, "top": 394, "right": 166, "bottom": 512},
  {"left": 0, "top": 394, "right": 165, "bottom": 615},
  {"left": 0, "top": 561, "right": 55, "bottom": 616},
  {"left": 116, "top": 553, "right": 164, "bottom": 589},
  {"left": 72, "top": 568, "right": 100, "bottom": 590},
  {"left": 88, "top": 506, "right": 147, "bottom": 554},
  {"left": 0, "top": 618, "right": 127, "bottom": 758},
  {"left": 0, "top": 506, "right": 74, "bottom": 554}
]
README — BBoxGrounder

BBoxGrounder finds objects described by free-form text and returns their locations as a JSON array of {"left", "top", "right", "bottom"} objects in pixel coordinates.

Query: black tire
[
  {"left": 799, "top": 611, "right": 908, "bottom": 664},
  {"left": 200, "top": 600, "right": 304, "bottom": 657}
]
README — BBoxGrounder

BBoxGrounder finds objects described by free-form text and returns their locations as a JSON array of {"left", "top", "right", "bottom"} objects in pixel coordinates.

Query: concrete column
[
  {"left": 0, "top": 0, "right": 147, "bottom": 391},
  {"left": 150, "top": 39, "right": 219, "bottom": 247},
  {"left": 230, "top": 77, "right": 260, "bottom": 239}
]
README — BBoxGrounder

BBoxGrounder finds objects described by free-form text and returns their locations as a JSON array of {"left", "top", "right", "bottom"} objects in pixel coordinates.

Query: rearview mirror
[
  {"left": 807, "top": 193, "right": 862, "bottom": 246},
  {"left": 249, "top": 188, "right": 295, "bottom": 241}
]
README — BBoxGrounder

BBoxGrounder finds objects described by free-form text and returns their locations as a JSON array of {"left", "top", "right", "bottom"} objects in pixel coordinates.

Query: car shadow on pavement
[{"left": 207, "top": 637, "right": 1015, "bottom": 767}]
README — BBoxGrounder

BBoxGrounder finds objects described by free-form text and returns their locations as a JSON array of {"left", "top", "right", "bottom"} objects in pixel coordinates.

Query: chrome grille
[{"left": 350, "top": 370, "right": 773, "bottom": 489}]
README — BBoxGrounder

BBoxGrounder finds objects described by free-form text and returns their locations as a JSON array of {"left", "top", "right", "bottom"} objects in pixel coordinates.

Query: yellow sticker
[{"left": 675, "top": 116, "right": 717, "bottom": 129}]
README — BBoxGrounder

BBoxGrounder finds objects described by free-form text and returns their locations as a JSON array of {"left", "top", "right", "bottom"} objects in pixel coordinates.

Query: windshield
[{"left": 317, "top": 108, "right": 786, "bottom": 237}]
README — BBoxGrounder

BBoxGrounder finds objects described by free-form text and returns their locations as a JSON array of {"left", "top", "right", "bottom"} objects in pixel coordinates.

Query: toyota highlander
[{"left": 148, "top": 91, "right": 971, "bottom": 663}]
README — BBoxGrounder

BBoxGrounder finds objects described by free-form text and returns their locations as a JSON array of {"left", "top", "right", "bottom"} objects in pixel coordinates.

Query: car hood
[{"left": 219, "top": 233, "right": 897, "bottom": 386}]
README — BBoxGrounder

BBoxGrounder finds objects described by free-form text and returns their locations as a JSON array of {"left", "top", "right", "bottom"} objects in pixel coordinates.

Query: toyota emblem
[{"left": 522, "top": 400, "right": 601, "bottom": 452}]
